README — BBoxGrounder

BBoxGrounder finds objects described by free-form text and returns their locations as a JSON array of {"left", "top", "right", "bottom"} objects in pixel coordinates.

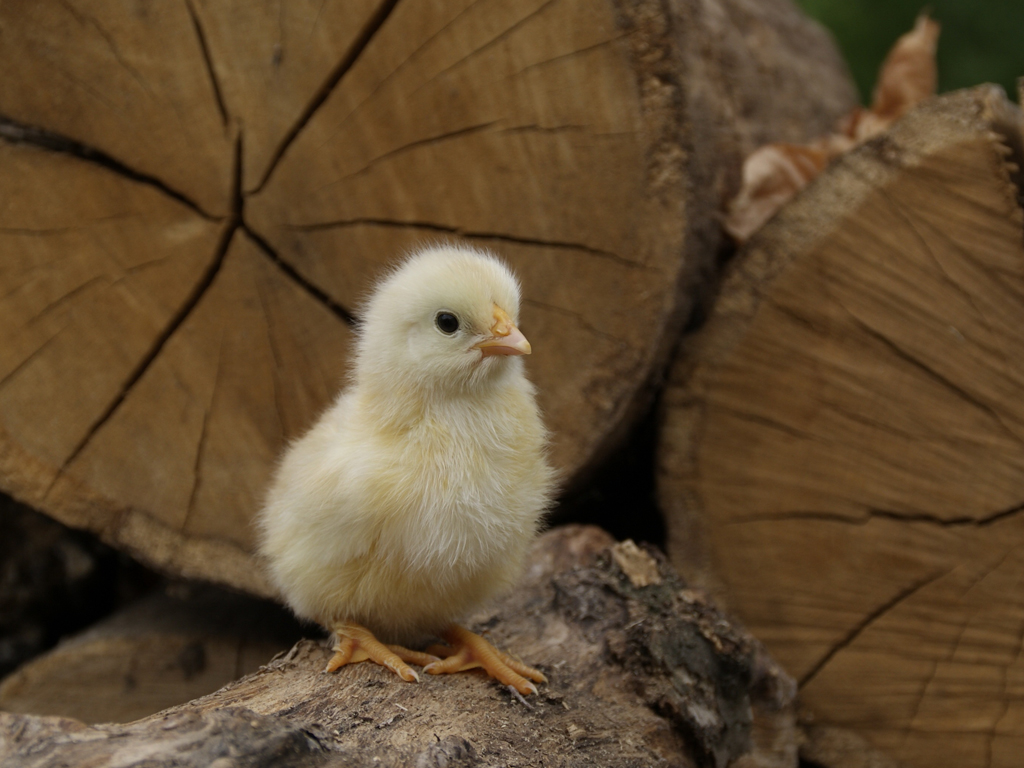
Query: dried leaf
[
  {"left": 725, "top": 12, "right": 940, "bottom": 243},
  {"left": 870, "top": 13, "right": 940, "bottom": 123},
  {"left": 724, "top": 143, "right": 828, "bottom": 242}
]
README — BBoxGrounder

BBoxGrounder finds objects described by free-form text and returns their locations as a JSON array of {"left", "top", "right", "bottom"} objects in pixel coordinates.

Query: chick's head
[{"left": 356, "top": 246, "right": 531, "bottom": 393}]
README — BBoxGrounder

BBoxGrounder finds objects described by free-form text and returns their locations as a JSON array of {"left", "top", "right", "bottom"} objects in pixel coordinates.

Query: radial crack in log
[
  {"left": 0, "top": 0, "right": 855, "bottom": 599},
  {"left": 243, "top": 225, "right": 355, "bottom": 325},
  {"left": 60, "top": 136, "right": 244, "bottom": 472},
  {"left": 0, "top": 0, "right": 235, "bottom": 215},
  {"left": 280, "top": 216, "right": 639, "bottom": 267},
  {"left": 0, "top": 116, "right": 212, "bottom": 218},
  {"left": 254, "top": 0, "right": 403, "bottom": 193},
  {"left": 183, "top": 0, "right": 229, "bottom": 128},
  {"left": 797, "top": 569, "right": 949, "bottom": 687}
]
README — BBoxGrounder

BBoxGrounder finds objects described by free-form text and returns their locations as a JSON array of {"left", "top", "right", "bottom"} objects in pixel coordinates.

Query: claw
[
  {"left": 326, "top": 622, "right": 438, "bottom": 683},
  {"left": 422, "top": 625, "right": 545, "bottom": 696}
]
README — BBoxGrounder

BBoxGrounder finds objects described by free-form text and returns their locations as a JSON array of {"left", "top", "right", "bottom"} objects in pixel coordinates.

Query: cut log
[
  {"left": 0, "top": 0, "right": 855, "bottom": 595},
  {"left": 0, "top": 526, "right": 798, "bottom": 768},
  {"left": 0, "top": 586, "right": 304, "bottom": 724},
  {"left": 657, "top": 86, "right": 1024, "bottom": 767}
]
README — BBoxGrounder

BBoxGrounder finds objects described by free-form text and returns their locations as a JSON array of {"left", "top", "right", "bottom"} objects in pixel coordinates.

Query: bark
[
  {"left": 0, "top": 526, "right": 798, "bottom": 768},
  {"left": 658, "top": 86, "right": 1024, "bottom": 768},
  {"left": 0, "top": 0, "right": 854, "bottom": 596}
]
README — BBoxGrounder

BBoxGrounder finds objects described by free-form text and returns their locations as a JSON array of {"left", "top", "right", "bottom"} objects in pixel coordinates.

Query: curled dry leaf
[
  {"left": 725, "top": 12, "right": 940, "bottom": 242},
  {"left": 869, "top": 13, "right": 941, "bottom": 123},
  {"left": 723, "top": 143, "right": 830, "bottom": 242}
]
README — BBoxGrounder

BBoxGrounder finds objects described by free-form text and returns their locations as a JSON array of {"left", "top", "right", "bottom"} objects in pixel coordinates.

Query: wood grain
[
  {"left": 0, "top": 0, "right": 855, "bottom": 594},
  {"left": 0, "top": 527, "right": 799, "bottom": 768},
  {"left": 658, "top": 86, "right": 1024, "bottom": 767},
  {"left": 0, "top": 0, "right": 234, "bottom": 215}
]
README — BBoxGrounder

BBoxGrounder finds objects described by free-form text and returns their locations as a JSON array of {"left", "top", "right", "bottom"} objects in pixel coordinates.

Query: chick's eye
[{"left": 435, "top": 311, "right": 460, "bottom": 334}]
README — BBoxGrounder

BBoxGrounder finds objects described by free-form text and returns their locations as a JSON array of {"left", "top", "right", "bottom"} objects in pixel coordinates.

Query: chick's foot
[
  {"left": 423, "top": 624, "right": 546, "bottom": 695},
  {"left": 326, "top": 622, "right": 440, "bottom": 682}
]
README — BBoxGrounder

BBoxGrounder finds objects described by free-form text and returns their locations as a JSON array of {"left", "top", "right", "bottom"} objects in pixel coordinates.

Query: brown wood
[
  {"left": 0, "top": 586, "right": 304, "bottom": 725},
  {"left": 0, "top": 0, "right": 855, "bottom": 595},
  {"left": 0, "top": 0, "right": 234, "bottom": 216},
  {"left": 658, "top": 86, "right": 1024, "bottom": 767},
  {"left": 0, "top": 526, "right": 799, "bottom": 768}
]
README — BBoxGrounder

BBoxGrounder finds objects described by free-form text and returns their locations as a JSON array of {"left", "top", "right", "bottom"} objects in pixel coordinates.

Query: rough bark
[
  {"left": 0, "top": 526, "right": 798, "bottom": 768},
  {"left": 0, "top": 0, "right": 854, "bottom": 596},
  {"left": 657, "top": 86, "right": 1024, "bottom": 767}
]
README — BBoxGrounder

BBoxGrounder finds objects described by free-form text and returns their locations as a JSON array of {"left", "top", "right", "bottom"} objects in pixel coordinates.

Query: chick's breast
[{"left": 259, "top": 375, "right": 552, "bottom": 645}]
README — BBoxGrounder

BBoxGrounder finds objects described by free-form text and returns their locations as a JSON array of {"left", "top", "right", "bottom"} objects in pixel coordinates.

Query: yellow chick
[{"left": 258, "top": 245, "right": 555, "bottom": 694}]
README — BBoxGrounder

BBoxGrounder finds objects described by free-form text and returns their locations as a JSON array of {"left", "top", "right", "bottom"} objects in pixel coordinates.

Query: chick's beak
[{"left": 473, "top": 304, "right": 532, "bottom": 356}]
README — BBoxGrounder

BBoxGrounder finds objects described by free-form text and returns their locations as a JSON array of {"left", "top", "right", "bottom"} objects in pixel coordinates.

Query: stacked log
[
  {"left": 0, "top": 0, "right": 854, "bottom": 596},
  {"left": 658, "top": 86, "right": 1024, "bottom": 767}
]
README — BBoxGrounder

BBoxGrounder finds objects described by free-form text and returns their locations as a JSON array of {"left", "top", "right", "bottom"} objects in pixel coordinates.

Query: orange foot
[
  {"left": 422, "top": 624, "right": 547, "bottom": 695},
  {"left": 325, "top": 621, "right": 440, "bottom": 682}
]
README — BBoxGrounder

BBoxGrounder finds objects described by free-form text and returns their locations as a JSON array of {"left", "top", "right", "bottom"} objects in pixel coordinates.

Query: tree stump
[
  {"left": 0, "top": 0, "right": 854, "bottom": 595},
  {"left": 657, "top": 86, "right": 1024, "bottom": 767},
  {"left": 0, "top": 526, "right": 799, "bottom": 768}
]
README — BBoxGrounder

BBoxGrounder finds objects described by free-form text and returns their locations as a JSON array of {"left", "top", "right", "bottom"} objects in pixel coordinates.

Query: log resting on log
[
  {"left": 658, "top": 86, "right": 1024, "bottom": 768},
  {"left": 0, "top": 585, "right": 304, "bottom": 725},
  {"left": 0, "top": 526, "right": 798, "bottom": 768},
  {"left": 0, "top": 0, "right": 854, "bottom": 595}
]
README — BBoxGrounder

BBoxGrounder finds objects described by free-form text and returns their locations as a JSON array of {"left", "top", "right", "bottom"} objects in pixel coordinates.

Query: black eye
[{"left": 435, "top": 311, "right": 460, "bottom": 334}]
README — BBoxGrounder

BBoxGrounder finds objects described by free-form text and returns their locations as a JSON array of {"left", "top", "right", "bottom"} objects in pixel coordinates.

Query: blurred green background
[{"left": 794, "top": 0, "right": 1023, "bottom": 104}]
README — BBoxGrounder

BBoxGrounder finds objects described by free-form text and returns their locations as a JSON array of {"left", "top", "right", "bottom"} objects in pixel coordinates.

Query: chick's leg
[
  {"left": 423, "top": 625, "right": 547, "bottom": 695},
  {"left": 326, "top": 622, "right": 439, "bottom": 682}
]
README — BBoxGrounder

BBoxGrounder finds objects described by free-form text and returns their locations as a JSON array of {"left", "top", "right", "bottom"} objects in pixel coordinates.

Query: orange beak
[{"left": 473, "top": 304, "right": 532, "bottom": 356}]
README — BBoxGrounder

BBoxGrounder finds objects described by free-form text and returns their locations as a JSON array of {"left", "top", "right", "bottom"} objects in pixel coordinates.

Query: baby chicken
[{"left": 258, "top": 245, "right": 555, "bottom": 695}]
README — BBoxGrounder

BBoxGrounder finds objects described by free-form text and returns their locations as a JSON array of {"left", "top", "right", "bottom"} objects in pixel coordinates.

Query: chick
[{"left": 258, "top": 245, "right": 555, "bottom": 694}]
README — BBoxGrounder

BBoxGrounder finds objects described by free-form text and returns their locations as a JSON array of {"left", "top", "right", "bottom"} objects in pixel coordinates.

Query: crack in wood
[
  {"left": 985, "top": 609, "right": 1024, "bottom": 768},
  {"left": 726, "top": 501, "right": 1024, "bottom": 528},
  {"left": 26, "top": 274, "right": 108, "bottom": 329},
  {"left": 282, "top": 216, "right": 645, "bottom": 269},
  {"left": 707, "top": 401, "right": 815, "bottom": 441},
  {"left": 0, "top": 323, "right": 71, "bottom": 392},
  {"left": 310, "top": 0, "right": 485, "bottom": 152},
  {"left": 870, "top": 181, "right": 1007, "bottom": 364},
  {"left": 497, "top": 123, "right": 588, "bottom": 135},
  {"left": 253, "top": 0, "right": 402, "bottom": 193},
  {"left": 324, "top": 121, "right": 499, "bottom": 183},
  {"left": 55, "top": 0, "right": 155, "bottom": 100},
  {"left": 59, "top": 136, "right": 244, "bottom": 471},
  {"left": 182, "top": 327, "right": 226, "bottom": 535},
  {"left": 508, "top": 36, "right": 626, "bottom": 79},
  {"left": 254, "top": 277, "right": 287, "bottom": 440},
  {"left": 184, "top": 0, "right": 229, "bottom": 128},
  {"left": 869, "top": 502, "right": 1024, "bottom": 527},
  {"left": 901, "top": 658, "right": 938, "bottom": 750},
  {"left": 412, "top": 0, "right": 557, "bottom": 95},
  {"left": 242, "top": 225, "right": 354, "bottom": 326},
  {"left": 522, "top": 298, "right": 628, "bottom": 346},
  {"left": 798, "top": 569, "right": 948, "bottom": 688},
  {"left": 0, "top": 213, "right": 135, "bottom": 238},
  {"left": 844, "top": 311, "right": 1024, "bottom": 450},
  {"left": 0, "top": 115, "right": 214, "bottom": 219}
]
